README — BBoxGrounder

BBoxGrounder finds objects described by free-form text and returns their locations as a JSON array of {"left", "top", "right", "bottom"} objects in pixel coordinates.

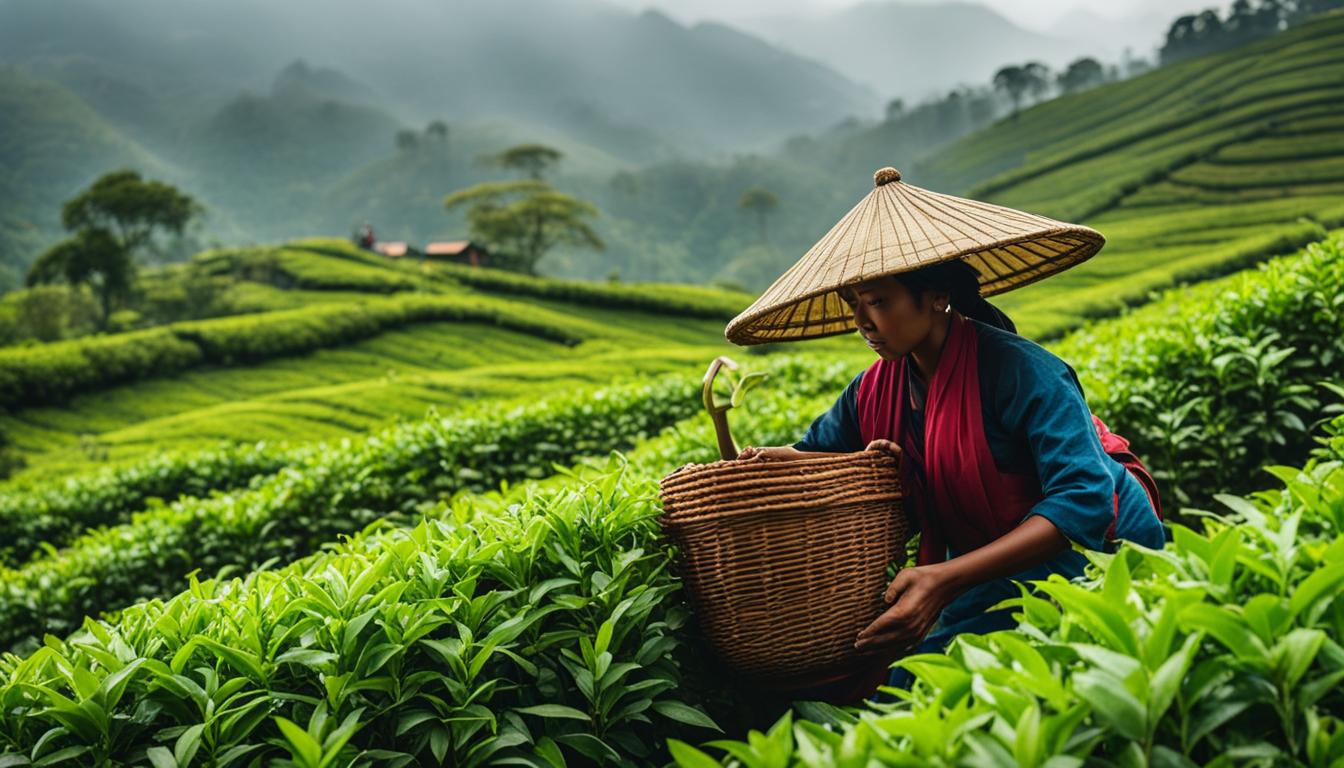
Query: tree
[
  {"left": 28, "top": 170, "right": 200, "bottom": 330},
  {"left": 737, "top": 187, "right": 779, "bottom": 246},
  {"left": 26, "top": 228, "right": 132, "bottom": 330},
  {"left": 425, "top": 120, "right": 449, "bottom": 141},
  {"left": 1023, "top": 61, "right": 1052, "bottom": 104},
  {"left": 1057, "top": 57, "right": 1106, "bottom": 94},
  {"left": 492, "top": 144, "right": 564, "bottom": 180},
  {"left": 395, "top": 129, "right": 420, "bottom": 151},
  {"left": 993, "top": 66, "right": 1029, "bottom": 118},
  {"left": 443, "top": 180, "right": 603, "bottom": 275},
  {"left": 60, "top": 169, "right": 200, "bottom": 259},
  {"left": 884, "top": 98, "right": 905, "bottom": 123}
]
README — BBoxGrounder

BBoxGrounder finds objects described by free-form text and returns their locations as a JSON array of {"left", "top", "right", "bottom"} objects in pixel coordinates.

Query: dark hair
[{"left": 889, "top": 259, "right": 1017, "bottom": 334}]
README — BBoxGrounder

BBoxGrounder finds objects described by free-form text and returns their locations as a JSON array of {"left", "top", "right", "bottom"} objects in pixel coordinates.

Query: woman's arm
[
  {"left": 853, "top": 515, "right": 1067, "bottom": 651},
  {"left": 855, "top": 343, "right": 1114, "bottom": 652}
]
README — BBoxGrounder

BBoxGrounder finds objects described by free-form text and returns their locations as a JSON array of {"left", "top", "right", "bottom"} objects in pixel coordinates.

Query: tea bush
[
  {"left": 0, "top": 295, "right": 586, "bottom": 410},
  {"left": 0, "top": 442, "right": 291, "bottom": 567},
  {"left": 672, "top": 429, "right": 1344, "bottom": 766},
  {"left": 0, "top": 357, "right": 850, "bottom": 766},
  {"left": 0, "top": 329, "right": 202, "bottom": 409},
  {"left": 1054, "top": 232, "right": 1344, "bottom": 507},
  {"left": 0, "top": 373, "right": 707, "bottom": 653}
]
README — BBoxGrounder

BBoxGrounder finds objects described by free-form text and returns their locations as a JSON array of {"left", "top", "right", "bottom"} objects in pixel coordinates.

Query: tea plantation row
[{"left": 0, "top": 294, "right": 591, "bottom": 410}]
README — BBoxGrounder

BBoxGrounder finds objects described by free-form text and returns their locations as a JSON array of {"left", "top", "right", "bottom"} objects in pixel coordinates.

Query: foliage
[
  {"left": 25, "top": 170, "right": 202, "bottom": 330},
  {"left": 0, "top": 352, "right": 853, "bottom": 764},
  {"left": 0, "top": 293, "right": 583, "bottom": 410},
  {"left": 1159, "top": 0, "right": 1341, "bottom": 65},
  {"left": 673, "top": 430, "right": 1344, "bottom": 766},
  {"left": 490, "top": 143, "right": 564, "bottom": 180},
  {"left": 26, "top": 228, "right": 133, "bottom": 330},
  {"left": 992, "top": 62, "right": 1051, "bottom": 117},
  {"left": 59, "top": 169, "right": 201, "bottom": 259},
  {"left": 0, "top": 442, "right": 291, "bottom": 568},
  {"left": 444, "top": 179, "right": 604, "bottom": 275},
  {"left": 1053, "top": 233, "right": 1344, "bottom": 507},
  {"left": 0, "top": 373, "right": 710, "bottom": 652},
  {"left": 423, "top": 256, "right": 751, "bottom": 319},
  {"left": 736, "top": 188, "right": 779, "bottom": 246}
]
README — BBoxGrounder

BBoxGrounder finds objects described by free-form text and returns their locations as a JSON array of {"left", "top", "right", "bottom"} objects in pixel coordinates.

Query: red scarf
[{"left": 857, "top": 311, "right": 1044, "bottom": 565}]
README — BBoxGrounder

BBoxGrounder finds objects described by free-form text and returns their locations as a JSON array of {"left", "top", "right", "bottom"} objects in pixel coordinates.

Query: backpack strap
[{"left": 1091, "top": 414, "right": 1164, "bottom": 522}]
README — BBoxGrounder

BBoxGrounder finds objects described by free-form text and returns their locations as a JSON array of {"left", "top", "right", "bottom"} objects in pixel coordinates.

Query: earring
[{"left": 943, "top": 304, "right": 951, "bottom": 314}]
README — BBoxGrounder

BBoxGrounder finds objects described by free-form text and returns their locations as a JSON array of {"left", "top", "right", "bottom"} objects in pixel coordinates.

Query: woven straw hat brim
[{"left": 724, "top": 168, "right": 1104, "bottom": 345}]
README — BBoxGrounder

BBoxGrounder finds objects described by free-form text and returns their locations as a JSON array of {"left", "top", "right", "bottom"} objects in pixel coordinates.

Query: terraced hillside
[
  {"left": 0, "top": 232, "right": 1339, "bottom": 764},
  {"left": 913, "top": 10, "right": 1344, "bottom": 337},
  {"left": 0, "top": 240, "right": 826, "bottom": 481}
]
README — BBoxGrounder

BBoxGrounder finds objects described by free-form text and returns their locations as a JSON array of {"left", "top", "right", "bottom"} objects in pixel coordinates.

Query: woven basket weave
[{"left": 658, "top": 450, "right": 908, "bottom": 684}]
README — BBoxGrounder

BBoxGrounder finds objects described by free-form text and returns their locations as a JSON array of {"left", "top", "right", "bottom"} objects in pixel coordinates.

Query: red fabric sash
[{"left": 857, "top": 311, "right": 1043, "bottom": 565}]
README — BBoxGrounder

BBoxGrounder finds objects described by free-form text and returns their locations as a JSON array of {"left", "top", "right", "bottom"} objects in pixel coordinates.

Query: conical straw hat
[{"left": 724, "top": 166, "right": 1104, "bottom": 345}]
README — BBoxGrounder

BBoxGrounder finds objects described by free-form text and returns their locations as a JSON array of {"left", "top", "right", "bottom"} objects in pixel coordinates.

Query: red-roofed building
[
  {"left": 375, "top": 241, "right": 410, "bottom": 258},
  {"left": 425, "top": 240, "right": 492, "bottom": 267}
]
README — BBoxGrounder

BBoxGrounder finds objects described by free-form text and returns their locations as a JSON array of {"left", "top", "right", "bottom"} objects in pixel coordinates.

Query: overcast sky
[{"left": 601, "top": 0, "right": 1187, "bottom": 33}]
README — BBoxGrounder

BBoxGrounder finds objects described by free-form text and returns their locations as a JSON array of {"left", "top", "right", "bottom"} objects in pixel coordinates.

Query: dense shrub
[
  {"left": 0, "top": 372, "right": 714, "bottom": 652},
  {"left": 0, "top": 442, "right": 292, "bottom": 567},
  {"left": 425, "top": 259, "right": 752, "bottom": 320},
  {"left": 0, "top": 357, "right": 850, "bottom": 765},
  {"left": 1054, "top": 232, "right": 1344, "bottom": 507},
  {"left": 672, "top": 431, "right": 1344, "bottom": 766},
  {"left": 0, "top": 295, "right": 583, "bottom": 410},
  {"left": 0, "top": 329, "right": 202, "bottom": 409}
]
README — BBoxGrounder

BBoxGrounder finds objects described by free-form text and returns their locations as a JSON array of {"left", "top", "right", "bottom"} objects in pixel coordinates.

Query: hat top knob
[{"left": 873, "top": 167, "right": 902, "bottom": 186}]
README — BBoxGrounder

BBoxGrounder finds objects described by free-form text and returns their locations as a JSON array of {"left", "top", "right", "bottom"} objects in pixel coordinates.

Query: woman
[
  {"left": 735, "top": 257, "right": 1166, "bottom": 695},
  {"left": 722, "top": 165, "right": 1168, "bottom": 699}
]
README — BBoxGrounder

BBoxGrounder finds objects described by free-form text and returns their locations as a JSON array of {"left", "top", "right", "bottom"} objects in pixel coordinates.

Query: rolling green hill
[{"left": 0, "top": 239, "right": 834, "bottom": 482}]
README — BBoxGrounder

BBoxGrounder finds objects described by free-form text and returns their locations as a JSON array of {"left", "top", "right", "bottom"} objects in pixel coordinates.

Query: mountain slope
[
  {"left": 0, "top": 67, "right": 169, "bottom": 288},
  {"left": 904, "top": 10, "right": 1344, "bottom": 335}
]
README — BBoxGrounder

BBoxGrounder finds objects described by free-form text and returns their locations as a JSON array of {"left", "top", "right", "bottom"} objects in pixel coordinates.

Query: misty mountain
[
  {"left": 0, "top": 68, "right": 170, "bottom": 288},
  {"left": 272, "top": 60, "right": 383, "bottom": 108},
  {"left": 0, "top": 0, "right": 880, "bottom": 156},
  {"left": 740, "top": 1, "right": 1115, "bottom": 100}
]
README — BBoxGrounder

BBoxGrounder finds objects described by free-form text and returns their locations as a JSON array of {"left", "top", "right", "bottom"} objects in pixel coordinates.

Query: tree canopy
[
  {"left": 444, "top": 179, "right": 603, "bottom": 275},
  {"left": 29, "top": 169, "right": 201, "bottom": 330},
  {"left": 491, "top": 144, "right": 564, "bottom": 180},
  {"left": 60, "top": 169, "right": 201, "bottom": 257}
]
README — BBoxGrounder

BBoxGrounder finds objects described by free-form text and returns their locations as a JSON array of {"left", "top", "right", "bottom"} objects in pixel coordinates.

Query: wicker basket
[{"left": 658, "top": 449, "right": 908, "bottom": 686}]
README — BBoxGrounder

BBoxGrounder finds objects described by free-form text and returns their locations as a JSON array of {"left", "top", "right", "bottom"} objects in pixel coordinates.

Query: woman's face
[{"left": 838, "top": 276, "right": 947, "bottom": 360}]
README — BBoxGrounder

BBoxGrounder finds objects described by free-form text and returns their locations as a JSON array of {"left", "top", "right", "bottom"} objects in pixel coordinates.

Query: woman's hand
[
  {"left": 853, "top": 563, "right": 962, "bottom": 652},
  {"left": 865, "top": 439, "right": 901, "bottom": 457}
]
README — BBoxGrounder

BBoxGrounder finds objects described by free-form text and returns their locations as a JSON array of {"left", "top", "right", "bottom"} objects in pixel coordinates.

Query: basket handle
[{"left": 702, "top": 356, "right": 739, "bottom": 461}]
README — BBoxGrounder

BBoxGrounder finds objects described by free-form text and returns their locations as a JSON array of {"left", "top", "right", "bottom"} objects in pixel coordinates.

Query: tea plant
[
  {"left": 0, "top": 356, "right": 847, "bottom": 765},
  {"left": 671, "top": 424, "right": 1344, "bottom": 766},
  {"left": 0, "top": 441, "right": 291, "bottom": 567},
  {"left": 1055, "top": 233, "right": 1344, "bottom": 508}
]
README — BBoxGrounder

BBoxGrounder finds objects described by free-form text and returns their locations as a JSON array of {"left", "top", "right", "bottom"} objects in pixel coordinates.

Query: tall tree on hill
[
  {"left": 60, "top": 169, "right": 201, "bottom": 263},
  {"left": 1057, "top": 57, "right": 1106, "bottom": 94},
  {"left": 27, "top": 170, "right": 200, "bottom": 330},
  {"left": 737, "top": 187, "right": 779, "bottom": 246},
  {"left": 1023, "top": 61, "right": 1053, "bottom": 104},
  {"left": 992, "top": 66, "right": 1030, "bottom": 118},
  {"left": 492, "top": 144, "right": 564, "bottom": 181},
  {"left": 444, "top": 180, "right": 603, "bottom": 275}
]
